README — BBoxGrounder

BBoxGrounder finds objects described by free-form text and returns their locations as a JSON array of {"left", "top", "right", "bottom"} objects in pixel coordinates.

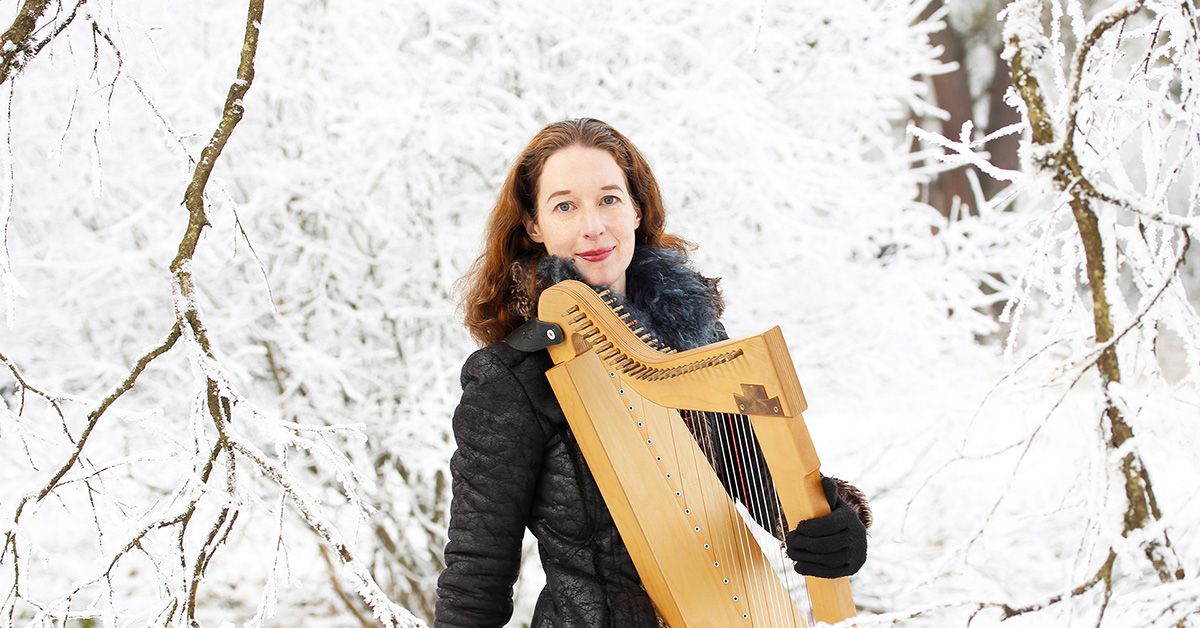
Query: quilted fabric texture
[{"left": 435, "top": 344, "right": 661, "bottom": 627}]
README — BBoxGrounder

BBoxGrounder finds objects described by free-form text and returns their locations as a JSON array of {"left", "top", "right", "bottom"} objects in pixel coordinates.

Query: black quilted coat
[{"left": 434, "top": 248, "right": 728, "bottom": 628}]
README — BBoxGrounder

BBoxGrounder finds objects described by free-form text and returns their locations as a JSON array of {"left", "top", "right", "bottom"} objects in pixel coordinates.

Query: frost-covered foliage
[
  {"left": 998, "top": 0, "right": 1200, "bottom": 383},
  {"left": 895, "top": 0, "right": 1200, "bottom": 626},
  {"left": 2, "top": 0, "right": 1193, "bottom": 626}
]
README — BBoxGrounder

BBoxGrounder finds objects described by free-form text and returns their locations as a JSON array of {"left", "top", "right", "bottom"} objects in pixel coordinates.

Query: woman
[{"left": 436, "top": 118, "right": 869, "bottom": 628}]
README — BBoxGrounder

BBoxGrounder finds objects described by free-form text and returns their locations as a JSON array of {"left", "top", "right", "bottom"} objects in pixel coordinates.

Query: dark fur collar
[{"left": 509, "top": 247, "right": 725, "bottom": 351}]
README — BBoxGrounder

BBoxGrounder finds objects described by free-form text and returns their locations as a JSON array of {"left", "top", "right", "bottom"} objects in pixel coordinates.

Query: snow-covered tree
[
  {"left": 904, "top": 0, "right": 1198, "bottom": 624},
  {"left": 4, "top": 0, "right": 1193, "bottom": 626}
]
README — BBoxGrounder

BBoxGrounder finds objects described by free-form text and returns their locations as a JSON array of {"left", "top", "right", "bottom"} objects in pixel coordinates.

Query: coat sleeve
[{"left": 435, "top": 349, "right": 549, "bottom": 628}]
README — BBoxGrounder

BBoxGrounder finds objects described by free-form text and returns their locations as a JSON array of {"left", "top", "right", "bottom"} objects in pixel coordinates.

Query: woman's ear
[{"left": 524, "top": 216, "right": 543, "bottom": 243}]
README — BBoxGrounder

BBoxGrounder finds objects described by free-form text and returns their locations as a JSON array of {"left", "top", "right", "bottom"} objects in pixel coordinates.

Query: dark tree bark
[
  {"left": 921, "top": 0, "right": 976, "bottom": 218},
  {"left": 0, "top": 0, "right": 53, "bottom": 86},
  {"left": 983, "top": 45, "right": 1020, "bottom": 200}
]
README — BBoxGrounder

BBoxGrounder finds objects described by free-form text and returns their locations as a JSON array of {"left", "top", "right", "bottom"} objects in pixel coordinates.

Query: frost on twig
[
  {"left": 908, "top": 120, "right": 1024, "bottom": 183},
  {"left": 0, "top": 0, "right": 55, "bottom": 87},
  {"left": 1, "top": 0, "right": 423, "bottom": 624},
  {"left": 900, "top": 0, "right": 1199, "bottom": 624},
  {"left": 971, "top": 0, "right": 1193, "bottom": 619}
]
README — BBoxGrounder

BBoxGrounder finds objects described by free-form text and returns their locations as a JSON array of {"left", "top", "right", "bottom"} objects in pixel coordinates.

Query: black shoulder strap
[{"left": 503, "top": 318, "right": 565, "bottom": 352}]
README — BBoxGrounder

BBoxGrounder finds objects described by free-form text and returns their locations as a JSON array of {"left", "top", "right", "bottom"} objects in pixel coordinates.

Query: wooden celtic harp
[{"left": 537, "top": 280, "right": 856, "bottom": 627}]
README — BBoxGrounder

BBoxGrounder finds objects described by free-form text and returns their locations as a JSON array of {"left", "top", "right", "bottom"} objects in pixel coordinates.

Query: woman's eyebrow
[{"left": 545, "top": 185, "right": 625, "bottom": 203}]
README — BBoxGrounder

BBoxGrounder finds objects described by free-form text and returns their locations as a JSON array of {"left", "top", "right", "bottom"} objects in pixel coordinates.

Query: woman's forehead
[{"left": 538, "top": 146, "right": 628, "bottom": 200}]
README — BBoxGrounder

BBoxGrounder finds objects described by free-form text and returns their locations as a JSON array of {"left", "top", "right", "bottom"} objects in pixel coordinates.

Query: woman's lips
[{"left": 578, "top": 247, "right": 614, "bottom": 262}]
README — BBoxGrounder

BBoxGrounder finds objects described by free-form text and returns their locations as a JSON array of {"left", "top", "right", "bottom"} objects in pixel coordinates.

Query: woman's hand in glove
[{"left": 784, "top": 476, "right": 867, "bottom": 578}]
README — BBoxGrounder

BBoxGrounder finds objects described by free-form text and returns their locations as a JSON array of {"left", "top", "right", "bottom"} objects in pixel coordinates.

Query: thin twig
[
  {"left": 0, "top": 349, "right": 72, "bottom": 441},
  {"left": 1054, "top": 233, "right": 1191, "bottom": 378},
  {"left": 1062, "top": 0, "right": 1149, "bottom": 156},
  {"left": 0, "top": 319, "right": 184, "bottom": 616},
  {"left": 997, "top": 550, "right": 1116, "bottom": 618},
  {"left": 318, "top": 542, "right": 375, "bottom": 628},
  {"left": 28, "top": 0, "right": 86, "bottom": 59},
  {"left": 33, "top": 322, "right": 182, "bottom": 503}
]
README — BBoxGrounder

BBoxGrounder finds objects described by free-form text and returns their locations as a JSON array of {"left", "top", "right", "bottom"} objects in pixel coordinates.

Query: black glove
[{"left": 784, "top": 476, "right": 867, "bottom": 578}]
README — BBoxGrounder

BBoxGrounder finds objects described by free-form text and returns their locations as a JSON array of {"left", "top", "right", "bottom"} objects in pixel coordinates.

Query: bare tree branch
[
  {"left": 318, "top": 541, "right": 376, "bottom": 628},
  {"left": 0, "top": 319, "right": 184, "bottom": 620},
  {"left": 33, "top": 322, "right": 182, "bottom": 503},
  {"left": 148, "top": 1, "right": 419, "bottom": 623},
  {"left": 996, "top": 550, "right": 1117, "bottom": 619},
  {"left": 170, "top": 0, "right": 264, "bottom": 272},
  {"left": 27, "top": 0, "right": 86, "bottom": 60},
  {"left": 1005, "top": 0, "right": 1185, "bottom": 592},
  {"left": 0, "top": 0, "right": 53, "bottom": 87},
  {"left": 1061, "top": 0, "right": 1149, "bottom": 156},
  {"left": 1054, "top": 234, "right": 1191, "bottom": 380}
]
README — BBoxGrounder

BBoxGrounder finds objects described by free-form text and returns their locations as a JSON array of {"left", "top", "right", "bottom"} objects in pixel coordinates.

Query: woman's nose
[{"left": 580, "top": 205, "right": 605, "bottom": 237}]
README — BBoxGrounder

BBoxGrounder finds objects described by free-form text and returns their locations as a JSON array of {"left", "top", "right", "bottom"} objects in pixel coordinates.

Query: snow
[{"left": 0, "top": 0, "right": 1196, "bottom": 626}]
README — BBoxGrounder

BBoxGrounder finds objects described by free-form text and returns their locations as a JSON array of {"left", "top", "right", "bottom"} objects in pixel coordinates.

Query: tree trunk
[
  {"left": 922, "top": 0, "right": 976, "bottom": 218},
  {"left": 1007, "top": 15, "right": 1184, "bottom": 585},
  {"left": 983, "top": 45, "right": 1020, "bottom": 200}
]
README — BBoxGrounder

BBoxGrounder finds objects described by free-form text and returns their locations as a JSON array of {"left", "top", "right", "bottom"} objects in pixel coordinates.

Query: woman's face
[{"left": 525, "top": 145, "right": 641, "bottom": 294}]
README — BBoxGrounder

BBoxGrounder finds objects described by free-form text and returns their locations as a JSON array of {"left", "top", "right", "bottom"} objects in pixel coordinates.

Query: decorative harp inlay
[{"left": 734, "top": 384, "right": 784, "bottom": 417}]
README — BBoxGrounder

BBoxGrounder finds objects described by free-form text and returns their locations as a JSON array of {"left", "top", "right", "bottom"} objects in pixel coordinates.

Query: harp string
[
  {"left": 730, "top": 411, "right": 797, "bottom": 622},
  {"left": 683, "top": 410, "right": 742, "bottom": 617},
  {"left": 684, "top": 410, "right": 742, "bottom": 617},
  {"left": 728, "top": 411, "right": 786, "bottom": 622},
  {"left": 680, "top": 409, "right": 803, "bottom": 624},
  {"left": 670, "top": 406, "right": 712, "bottom": 585},
  {"left": 710, "top": 409, "right": 767, "bottom": 621},
  {"left": 728, "top": 411, "right": 774, "bottom": 620},
  {"left": 724, "top": 411, "right": 773, "bottom": 621}
]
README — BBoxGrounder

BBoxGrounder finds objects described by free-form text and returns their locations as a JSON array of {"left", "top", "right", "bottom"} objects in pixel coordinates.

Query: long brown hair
[{"left": 458, "top": 118, "right": 693, "bottom": 346}]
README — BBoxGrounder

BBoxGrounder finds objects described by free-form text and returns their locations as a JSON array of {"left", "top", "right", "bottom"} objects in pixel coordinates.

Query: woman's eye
[
  {"left": 602, "top": 195, "right": 620, "bottom": 205},
  {"left": 555, "top": 201, "right": 572, "bottom": 212}
]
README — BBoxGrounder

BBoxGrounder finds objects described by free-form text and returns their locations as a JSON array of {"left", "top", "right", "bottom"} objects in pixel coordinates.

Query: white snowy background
[{"left": 0, "top": 0, "right": 1196, "bottom": 626}]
